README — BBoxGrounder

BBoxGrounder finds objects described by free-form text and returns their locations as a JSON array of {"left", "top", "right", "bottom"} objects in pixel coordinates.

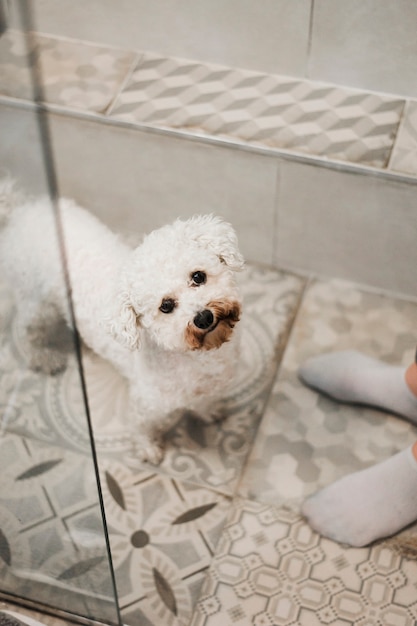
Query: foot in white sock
[
  {"left": 299, "top": 350, "right": 417, "bottom": 423},
  {"left": 302, "top": 446, "right": 417, "bottom": 546}
]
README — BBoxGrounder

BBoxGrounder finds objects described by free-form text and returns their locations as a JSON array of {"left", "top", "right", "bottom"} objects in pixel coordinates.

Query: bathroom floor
[{"left": 1, "top": 265, "right": 417, "bottom": 626}]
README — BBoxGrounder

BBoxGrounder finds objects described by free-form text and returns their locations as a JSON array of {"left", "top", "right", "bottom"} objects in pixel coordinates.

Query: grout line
[
  {"left": 271, "top": 259, "right": 417, "bottom": 305},
  {"left": 182, "top": 564, "right": 210, "bottom": 581},
  {"left": 272, "top": 278, "right": 310, "bottom": 381},
  {"left": 233, "top": 277, "right": 310, "bottom": 501},
  {"left": 306, "top": 0, "right": 315, "bottom": 80},
  {"left": 8, "top": 26, "right": 134, "bottom": 56},
  {"left": 104, "top": 52, "right": 142, "bottom": 117},
  {"left": 386, "top": 98, "right": 409, "bottom": 171},
  {"left": 272, "top": 162, "right": 281, "bottom": 267}
]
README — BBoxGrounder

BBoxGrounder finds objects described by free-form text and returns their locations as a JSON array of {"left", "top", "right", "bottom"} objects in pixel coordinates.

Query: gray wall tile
[
  {"left": 3, "top": 101, "right": 417, "bottom": 297},
  {"left": 0, "top": 103, "right": 278, "bottom": 265},
  {"left": 11, "top": 0, "right": 311, "bottom": 77},
  {"left": 0, "top": 103, "right": 49, "bottom": 192},
  {"left": 275, "top": 159, "right": 417, "bottom": 297},
  {"left": 51, "top": 117, "right": 278, "bottom": 266},
  {"left": 309, "top": 0, "right": 417, "bottom": 98}
]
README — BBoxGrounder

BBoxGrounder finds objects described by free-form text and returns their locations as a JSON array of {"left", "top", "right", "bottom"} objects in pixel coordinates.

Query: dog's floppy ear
[
  {"left": 183, "top": 214, "right": 245, "bottom": 271},
  {"left": 109, "top": 289, "right": 142, "bottom": 350}
]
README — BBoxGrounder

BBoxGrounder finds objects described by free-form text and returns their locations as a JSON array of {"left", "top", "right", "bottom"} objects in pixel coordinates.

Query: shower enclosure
[{"left": 0, "top": 4, "right": 121, "bottom": 624}]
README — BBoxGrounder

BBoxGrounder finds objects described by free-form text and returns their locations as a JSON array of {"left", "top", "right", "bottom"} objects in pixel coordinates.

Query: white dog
[{"left": 0, "top": 179, "right": 244, "bottom": 463}]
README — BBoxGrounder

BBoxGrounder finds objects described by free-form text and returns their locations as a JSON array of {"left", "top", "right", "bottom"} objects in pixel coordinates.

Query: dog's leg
[
  {"left": 16, "top": 299, "right": 73, "bottom": 375},
  {"left": 299, "top": 350, "right": 417, "bottom": 423},
  {"left": 127, "top": 393, "right": 185, "bottom": 464},
  {"left": 127, "top": 394, "right": 166, "bottom": 464},
  {"left": 132, "top": 432, "right": 165, "bottom": 465},
  {"left": 188, "top": 399, "right": 227, "bottom": 425}
]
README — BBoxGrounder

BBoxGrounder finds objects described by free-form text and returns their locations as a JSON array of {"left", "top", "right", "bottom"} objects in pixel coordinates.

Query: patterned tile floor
[
  {"left": 2, "top": 266, "right": 417, "bottom": 625},
  {"left": 0, "top": 28, "right": 417, "bottom": 176}
]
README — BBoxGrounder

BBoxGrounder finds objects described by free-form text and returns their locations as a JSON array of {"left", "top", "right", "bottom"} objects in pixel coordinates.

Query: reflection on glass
[
  {"left": 0, "top": 4, "right": 121, "bottom": 624},
  {"left": 0, "top": 208, "right": 120, "bottom": 623}
]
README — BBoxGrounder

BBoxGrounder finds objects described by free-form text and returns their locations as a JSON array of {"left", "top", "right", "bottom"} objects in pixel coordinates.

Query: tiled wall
[
  {"left": 3, "top": 101, "right": 417, "bottom": 298},
  {"left": 1, "top": 6, "right": 417, "bottom": 298},
  {"left": 7, "top": 0, "right": 417, "bottom": 97}
]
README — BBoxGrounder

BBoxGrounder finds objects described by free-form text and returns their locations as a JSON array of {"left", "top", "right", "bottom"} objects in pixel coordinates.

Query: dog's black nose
[{"left": 194, "top": 309, "right": 214, "bottom": 330}]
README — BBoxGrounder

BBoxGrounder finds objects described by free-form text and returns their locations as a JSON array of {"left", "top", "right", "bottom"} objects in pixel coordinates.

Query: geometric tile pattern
[
  {"left": 109, "top": 52, "right": 405, "bottom": 168},
  {"left": 390, "top": 100, "right": 417, "bottom": 176},
  {"left": 99, "top": 462, "right": 232, "bottom": 626},
  {"left": 239, "top": 278, "right": 417, "bottom": 509},
  {"left": 0, "top": 434, "right": 119, "bottom": 625},
  {"left": 0, "top": 30, "right": 137, "bottom": 113},
  {"left": 0, "top": 30, "right": 412, "bottom": 171},
  {"left": 0, "top": 264, "right": 305, "bottom": 625},
  {"left": 191, "top": 499, "right": 417, "bottom": 626},
  {"left": 2, "top": 271, "right": 417, "bottom": 625}
]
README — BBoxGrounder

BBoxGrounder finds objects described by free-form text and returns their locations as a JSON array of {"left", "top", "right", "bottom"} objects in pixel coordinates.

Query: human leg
[
  {"left": 298, "top": 350, "right": 417, "bottom": 423},
  {"left": 302, "top": 442, "right": 417, "bottom": 546},
  {"left": 300, "top": 351, "right": 417, "bottom": 546}
]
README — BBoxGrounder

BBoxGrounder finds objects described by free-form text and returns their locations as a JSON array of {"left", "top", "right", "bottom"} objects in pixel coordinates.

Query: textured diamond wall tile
[
  {"left": 110, "top": 51, "right": 404, "bottom": 167},
  {"left": 0, "top": 30, "right": 137, "bottom": 112},
  {"left": 390, "top": 100, "right": 417, "bottom": 176}
]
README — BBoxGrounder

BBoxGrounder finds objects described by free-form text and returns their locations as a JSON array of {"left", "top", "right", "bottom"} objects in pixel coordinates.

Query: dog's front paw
[
  {"left": 29, "top": 348, "right": 68, "bottom": 375},
  {"left": 134, "top": 439, "right": 165, "bottom": 465},
  {"left": 195, "top": 405, "right": 227, "bottom": 425}
]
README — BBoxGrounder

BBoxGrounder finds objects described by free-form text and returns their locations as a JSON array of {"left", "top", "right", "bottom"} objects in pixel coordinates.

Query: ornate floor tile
[
  {"left": 99, "top": 460, "right": 232, "bottom": 626},
  {"left": 0, "top": 433, "right": 118, "bottom": 624},
  {"left": 390, "top": 100, "right": 417, "bottom": 176},
  {"left": 109, "top": 51, "right": 404, "bottom": 168},
  {"left": 0, "top": 266, "right": 305, "bottom": 495},
  {"left": 0, "top": 30, "right": 137, "bottom": 113},
  {"left": 239, "top": 278, "right": 417, "bottom": 507},
  {"left": 191, "top": 499, "right": 417, "bottom": 626}
]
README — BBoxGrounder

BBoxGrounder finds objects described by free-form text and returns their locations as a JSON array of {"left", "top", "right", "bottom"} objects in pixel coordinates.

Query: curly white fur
[{"left": 0, "top": 179, "right": 244, "bottom": 463}]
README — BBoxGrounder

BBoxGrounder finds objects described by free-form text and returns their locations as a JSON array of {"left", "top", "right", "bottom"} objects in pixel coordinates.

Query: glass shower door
[{"left": 0, "top": 3, "right": 121, "bottom": 624}]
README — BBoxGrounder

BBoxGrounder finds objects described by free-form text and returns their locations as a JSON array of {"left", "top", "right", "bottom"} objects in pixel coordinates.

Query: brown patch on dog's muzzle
[{"left": 185, "top": 300, "right": 241, "bottom": 350}]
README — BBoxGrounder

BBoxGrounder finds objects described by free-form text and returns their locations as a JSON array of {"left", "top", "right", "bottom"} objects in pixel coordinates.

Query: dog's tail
[{"left": 0, "top": 176, "right": 22, "bottom": 228}]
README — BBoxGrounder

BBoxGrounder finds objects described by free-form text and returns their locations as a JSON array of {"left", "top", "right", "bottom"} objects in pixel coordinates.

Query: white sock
[
  {"left": 299, "top": 350, "right": 417, "bottom": 423},
  {"left": 302, "top": 446, "right": 417, "bottom": 546}
]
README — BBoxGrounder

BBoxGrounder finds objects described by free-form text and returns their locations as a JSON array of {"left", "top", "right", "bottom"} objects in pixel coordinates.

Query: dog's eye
[
  {"left": 159, "top": 298, "right": 176, "bottom": 314},
  {"left": 191, "top": 271, "right": 207, "bottom": 286}
]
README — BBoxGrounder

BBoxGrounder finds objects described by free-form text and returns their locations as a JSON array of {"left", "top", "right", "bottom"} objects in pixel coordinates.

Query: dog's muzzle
[{"left": 185, "top": 300, "right": 241, "bottom": 350}]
